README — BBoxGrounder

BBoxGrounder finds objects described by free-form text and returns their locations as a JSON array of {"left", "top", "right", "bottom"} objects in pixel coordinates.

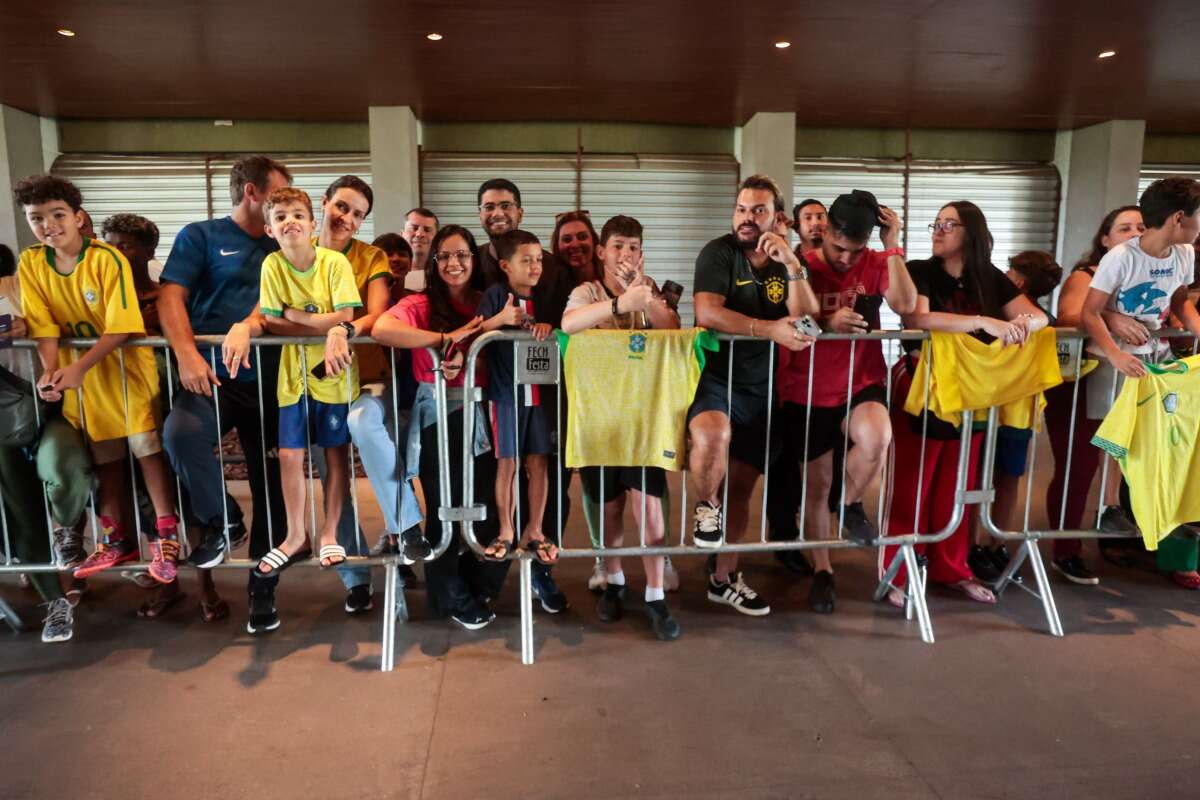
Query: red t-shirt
[
  {"left": 386, "top": 293, "right": 484, "bottom": 387},
  {"left": 777, "top": 248, "right": 890, "bottom": 407}
]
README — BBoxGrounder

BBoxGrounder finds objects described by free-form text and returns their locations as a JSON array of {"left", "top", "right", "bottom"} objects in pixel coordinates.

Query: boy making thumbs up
[{"left": 477, "top": 230, "right": 558, "bottom": 565}]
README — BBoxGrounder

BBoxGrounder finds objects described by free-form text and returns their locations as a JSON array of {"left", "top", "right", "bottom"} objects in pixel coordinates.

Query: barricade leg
[
  {"left": 381, "top": 560, "right": 397, "bottom": 672},
  {"left": 875, "top": 544, "right": 935, "bottom": 644},
  {"left": 0, "top": 597, "right": 22, "bottom": 633},
  {"left": 519, "top": 557, "right": 535, "bottom": 665}
]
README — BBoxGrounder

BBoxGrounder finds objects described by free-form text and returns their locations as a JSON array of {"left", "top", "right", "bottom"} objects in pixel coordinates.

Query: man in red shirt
[
  {"left": 792, "top": 198, "right": 828, "bottom": 256},
  {"left": 770, "top": 190, "right": 918, "bottom": 613}
]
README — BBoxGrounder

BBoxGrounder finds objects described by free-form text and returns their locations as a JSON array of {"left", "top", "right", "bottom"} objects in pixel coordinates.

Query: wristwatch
[
  {"left": 331, "top": 321, "right": 355, "bottom": 337},
  {"left": 786, "top": 266, "right": 809, "bottom": 282}
]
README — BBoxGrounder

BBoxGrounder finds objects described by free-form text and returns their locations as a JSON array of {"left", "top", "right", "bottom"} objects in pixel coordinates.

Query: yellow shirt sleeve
[
  {"left": 329, "top": 254, "right": 362, "bottom": 310},
  {"left": 16, "top": 250, "right": 59, "bottom": 338},
  {"left": 97, "top": 246, "right": 146, "bottom": 336},
  {"left": 365, "top": 246, "right": 390, "bottom": 285},
  {"left": 259, "top": 255, "right": 286, "bottom": 317},
  {"left": 1092, "top": 373, "right": 1139, "bottom": 460}
]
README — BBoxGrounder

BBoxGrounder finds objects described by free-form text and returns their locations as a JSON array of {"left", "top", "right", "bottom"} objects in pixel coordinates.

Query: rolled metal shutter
[
  {"left": 582, "top": 155, "right": 738, "bottom": 326},
  {"left": 419, "top": 153, "right": 578, "bottom": 245},
  {"left": 51, "top": 154, "right": 209, "bottom": 262},
  {"left": 1138, "top": 165, "right": 1200, "bottom": 201}
]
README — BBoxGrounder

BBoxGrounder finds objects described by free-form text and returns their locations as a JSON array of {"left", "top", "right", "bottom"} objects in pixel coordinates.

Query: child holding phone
[{"left": 257, "top": 187, "right": 362, "bottom": 573}]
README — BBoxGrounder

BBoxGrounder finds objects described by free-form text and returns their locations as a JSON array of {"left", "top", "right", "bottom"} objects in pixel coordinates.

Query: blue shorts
[
  {"left": 279, "top": 397, "right": 352, "bottom": 449},
  {"left": 489, "top": 401, "right": 552, "bottom": 460},
  {"left": 995, "top": 425, "right": 1033, "bottom": 477}
]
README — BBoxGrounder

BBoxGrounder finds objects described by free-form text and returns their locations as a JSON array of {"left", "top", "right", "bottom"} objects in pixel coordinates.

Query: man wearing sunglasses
[{"left": 473, "top": 178, "right": 577, "bottom": 614}]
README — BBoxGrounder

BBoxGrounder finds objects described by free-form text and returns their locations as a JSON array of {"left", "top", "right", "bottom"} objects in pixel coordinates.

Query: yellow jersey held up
[
  {"left": 558, "top": 328, "right": 718, "bottom": 471},
  {"left": 1093, "top": 355, "right": 1200, "bottom": 549}
]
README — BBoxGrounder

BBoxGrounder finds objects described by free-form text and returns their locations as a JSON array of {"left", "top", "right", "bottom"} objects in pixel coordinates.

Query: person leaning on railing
[
  {"left": 1044, "top": 205, "right": 1145, "bottom": 585},
  {"left": 884, "top": 200, "right": 1047, "bottom": 607},
  {"left": 372, "top": 224, "right": 508, "bottom": 632}
]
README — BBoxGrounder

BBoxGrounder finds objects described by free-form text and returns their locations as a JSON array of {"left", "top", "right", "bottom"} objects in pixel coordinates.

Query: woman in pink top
[{"left": 374, "top": 225, "right": 508, "bottom": 630}]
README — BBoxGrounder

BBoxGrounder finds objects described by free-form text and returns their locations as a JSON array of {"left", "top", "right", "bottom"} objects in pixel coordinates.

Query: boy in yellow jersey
[
  {"left": 14, "top": 175, "right": 182, "bottom": 586},
  {"left": 255, "top": 187, "right": 362, "bottom": 575}
]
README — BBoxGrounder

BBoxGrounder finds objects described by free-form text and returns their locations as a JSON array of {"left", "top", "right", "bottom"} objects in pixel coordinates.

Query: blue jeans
[{"left": 348, "top": 389, "right": 423, "bottom": 537}]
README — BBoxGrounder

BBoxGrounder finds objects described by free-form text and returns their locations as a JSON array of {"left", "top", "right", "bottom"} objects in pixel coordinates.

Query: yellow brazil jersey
[
  {"left": 557, "top": 328, "right": 718, "bottom": 471},
  {"left": 1093, "top": 355, "right": 1200, "bottom": 549},
  {"left": 904, "top": 328, "right": 1063, "bottom": 430},
  {"left": 17, "top": 239, "right": 159, "bottom": 441},
  {"left": 260, "top": 246, "right": 362, "bottom": 407},
  {"left": 314, "top": 237, "right": 391, "bottom": 382}
]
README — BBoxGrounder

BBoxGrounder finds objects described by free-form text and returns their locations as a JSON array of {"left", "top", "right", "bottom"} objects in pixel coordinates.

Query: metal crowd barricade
[
  {"left": 0, "top": 335, "right": 453, "bottom": 673},
  {"left": 451, "top": 329, "right": 1005, "bottom": 664}
]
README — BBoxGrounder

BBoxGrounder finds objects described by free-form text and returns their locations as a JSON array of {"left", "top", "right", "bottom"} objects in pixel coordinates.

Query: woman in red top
[{"left": 374, "top": 224, "right": 508, "bottom": 630}]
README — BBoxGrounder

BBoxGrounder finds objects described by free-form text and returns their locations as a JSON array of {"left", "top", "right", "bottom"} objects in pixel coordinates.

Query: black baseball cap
[{"left": 828, "top": 190, "right": 881, "bottom": 241}]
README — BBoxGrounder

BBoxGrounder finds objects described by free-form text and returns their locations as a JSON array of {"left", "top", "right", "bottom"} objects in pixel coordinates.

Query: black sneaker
[
  {"left": 644, "top": 599, "right": 681, "bottom": 641},
  {"left": 450, "top": 599, "right": 495, "bottom": 630},
  {"left": 707, "top": 571, "right": 771, "bottom": 616},
  {"left": 809, "top": 570, "right": 836, "bottom": 614},
  {"left": 531, "top": 568, "right": 569, "bottom": 614},
  {"left": 370, "top": 534, "right": 399, "bottom": 557},
  {"left": 1099, "top": 507, "right": 1139, "bottom": 535},
  {"left": 692, "top": 500, "right": 723, "bottom": 549},
  {"left": 968, "top": 545, "right": 1002, "bottom": 583},
  {"left": 188, "top": 521, "right": 249, "bottom": 569},
  {"left": 246, "top": 583, "right": 280, "bottom": 635},
  {"left": 596, "top": 584, "right": 626, "bottom": 622},
  {"left": 1052, "top": 556, "right": 1100, "bottom": 586},
  {"left": 344, "top": 584, "right": 374, "bottom": 614},
  {"left": 401, "top": 527, "right": 432, "bottom": 561},
  {"left": 774, "top": 549, "right": 815, "bottom": 576},
  {"left": 841, "top": 502, "right": 878, "bottom": 544},
  {"left": 988, "top": 545, "right": 1011, "bottom": 575}
]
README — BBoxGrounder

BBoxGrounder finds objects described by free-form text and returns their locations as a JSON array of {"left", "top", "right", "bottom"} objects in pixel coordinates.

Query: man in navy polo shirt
[{"left": 158, "top": 155, "right": 294, "bottom": 634}]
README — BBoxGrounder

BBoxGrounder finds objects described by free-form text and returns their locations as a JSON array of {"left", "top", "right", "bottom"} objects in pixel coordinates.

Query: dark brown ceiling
[{"left": 2, "top": 1, "right": 1199, "bottom": 131}]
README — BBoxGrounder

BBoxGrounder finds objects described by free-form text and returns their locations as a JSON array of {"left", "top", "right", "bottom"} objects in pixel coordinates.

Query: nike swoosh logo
[
  {"left": 219, "top": 249, "right": 240, "bottom": 256},
  {"left": 735, "top": 279, "right": 754, "bottom": 286}
]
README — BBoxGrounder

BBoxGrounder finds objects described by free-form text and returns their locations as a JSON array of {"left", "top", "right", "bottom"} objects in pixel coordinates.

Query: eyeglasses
[
  {"left": 435, "top": 250, "right": 473, "bottom": 264},
  {"left": 479, "top": 201, "right": 518, "bottom": 214},
  {"left": 928, "top": 221, "right": 964, "bottom": 234},
  {"left": 555, "top": 210, "right": 591, "bottom": 223}
]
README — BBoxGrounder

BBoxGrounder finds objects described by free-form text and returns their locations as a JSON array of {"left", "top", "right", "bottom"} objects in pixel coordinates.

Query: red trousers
[
  {"left": 884, "top": 412, "right": 982, "bottom": 586},
  {"left": 1043, "top": 380, "right": 1101, "bottom": 559}
]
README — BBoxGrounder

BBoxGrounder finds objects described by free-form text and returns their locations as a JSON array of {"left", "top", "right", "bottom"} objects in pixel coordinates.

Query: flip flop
[
  {"left": 256, "top": 546, "right": 312, "bottom": 576},
  {"left": 319, "top": 544, "right": 347, "bottom": 569},
  {"left": 138, "top": 588, "right": 185, "bottom": 619},
  {"left": 523, "top": 538, "right": 559, "bottom": 565},
  {"left": 122, "top": 570, "right": 159, "bottom": 590},
  {"left": 200, "top": 598, "right": 230, "bottom": 623},
  {"left": 483, "top": 536, "right": 515, "bottom": 562}
]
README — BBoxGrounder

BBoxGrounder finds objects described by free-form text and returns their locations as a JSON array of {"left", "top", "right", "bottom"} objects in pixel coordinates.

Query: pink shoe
[
  {"left": 147, "top": 538, "right": 181, "bottom": 584},
  {"left": 74, "top": 539, "right": 139, "bottom": 578},
  {"left": 1171, "top": 571, "right": 1200, "bottom": 590}
]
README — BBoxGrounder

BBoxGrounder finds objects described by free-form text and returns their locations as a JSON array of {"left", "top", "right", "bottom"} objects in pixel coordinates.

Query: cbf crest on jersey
[
  {"left": 83, "top": 289, "right": 97, "bottom": 304},
  {"left": 765, "top": 276, "right": 785, "bottom": 304}
]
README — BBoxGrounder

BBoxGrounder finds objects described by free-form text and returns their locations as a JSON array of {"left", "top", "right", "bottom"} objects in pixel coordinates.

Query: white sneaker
[
  {"left": 588, "top": 558, "right": 608, "bottom": 592},
  {"left": 663, "top": 556, "right": 680, "bottom": 593},
  {"left": 41, "top": 597, "right": 74, "bottom": 643}
]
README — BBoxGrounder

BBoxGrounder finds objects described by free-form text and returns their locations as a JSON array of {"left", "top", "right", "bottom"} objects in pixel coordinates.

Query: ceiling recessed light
[
  {"left": 56, "top": 28, "right": 75, "bottom": 37},
  {"left": 1098, "top": 49, "right": 1116, "bottom": 59},
  {"left": 426, "top": 33, "right": 443, "bottom": 41},
  {"left": 775, "top": 41, "right": 791, "bottom": 49}
]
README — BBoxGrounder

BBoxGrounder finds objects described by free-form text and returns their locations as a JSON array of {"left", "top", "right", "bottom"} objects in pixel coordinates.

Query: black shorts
[
  {"left": 779, "top": 383, "right": 888, "bottom": 462},
  {"left": 687, "top": 373, "right": 778, "bottom": 473},
  {"left": 580, "top": 465, "right": 667, "bottom": 504}
]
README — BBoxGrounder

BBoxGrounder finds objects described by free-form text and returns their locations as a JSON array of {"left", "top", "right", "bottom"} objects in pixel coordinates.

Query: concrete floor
[{"left": 3, "top": 451, "right": 1200, "bottom": 799}]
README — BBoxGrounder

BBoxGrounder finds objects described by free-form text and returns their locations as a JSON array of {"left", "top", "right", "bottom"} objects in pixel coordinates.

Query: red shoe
[
  {"left": 1171, "top": 571, "right": 1200, "bottom": 590},
  {"left": 147, "top": 538, "right": 181, "bottom": 584},
  {"left": 74, "top": 539, "right": 139, "bottom": 578}
]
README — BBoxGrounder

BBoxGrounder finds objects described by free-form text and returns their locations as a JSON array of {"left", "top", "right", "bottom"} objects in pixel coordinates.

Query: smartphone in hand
[{"left": 661, "top": 280, "right": 684, "bottom": 311}]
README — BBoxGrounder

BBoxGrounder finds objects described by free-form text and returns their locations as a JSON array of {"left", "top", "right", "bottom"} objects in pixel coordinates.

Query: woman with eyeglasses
[
  {"left": 882, "top": 201, "right": 1047, "bottom": 606},
  {"left": 373, "top": 224, "right": 509, "bottom": 630},
  {"left": 1043, "top": 206, "right": 1146, "bottom": 584}
]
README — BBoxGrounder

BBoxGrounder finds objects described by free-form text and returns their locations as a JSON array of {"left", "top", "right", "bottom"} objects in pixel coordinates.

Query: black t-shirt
[
  {"left": 693, "top": 233, "right": 790, "bottom": 391},
  {"left": 478, "top": 244, "right": 575, "bottom": 328},
  {"left": 905, "top": 257, "right": 1021, "bottom": 437}
]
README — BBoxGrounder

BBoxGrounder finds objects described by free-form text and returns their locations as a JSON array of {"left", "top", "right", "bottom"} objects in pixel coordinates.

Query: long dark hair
[
  {"left": 551, "top": 210, "right": 601, "bottom": 284},
  {"left": 1074, "top": 205, "right": 1142, "bottom": 272},
  {"left": 424, "top": 224, "right": 484, "bottom": 333},
  {"left": 937, "top": 201, "right": 1000, "bottom": 317}
]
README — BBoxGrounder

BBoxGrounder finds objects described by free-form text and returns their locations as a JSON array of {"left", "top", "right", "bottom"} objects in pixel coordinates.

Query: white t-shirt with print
[
  {"left": 564, "top": 278, "right": 661, "bottom": 331},
  {"left": 1090, "top": 237, "right": 1195, "bottom": 356}
]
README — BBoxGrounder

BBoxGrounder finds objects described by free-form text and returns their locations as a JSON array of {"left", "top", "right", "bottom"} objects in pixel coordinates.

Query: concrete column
[
  {"left": 0, "top": 105, "right": 53, "bottom": 250},
  {"left": 737, "top": 112, "right": 797, "bottom": 210},
  {"left": 368, "top": 106, "right": 421, "bottom": 232},
  {"left": 1053, "top": 120, "right": 1145, "bottom": 266}
]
